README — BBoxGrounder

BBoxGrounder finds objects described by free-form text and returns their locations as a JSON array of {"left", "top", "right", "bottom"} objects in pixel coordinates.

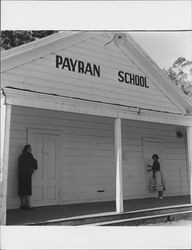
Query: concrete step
[
  {"left": 88, "top": 210, "right": 192, "bottom": 226},
  {"left": 29, "top": 203, "right": 192, "bottom": 226}
]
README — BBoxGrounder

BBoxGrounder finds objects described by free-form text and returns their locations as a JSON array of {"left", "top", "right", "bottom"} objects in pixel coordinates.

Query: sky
[
  {"left": 1, "top": 1, "right": 192, "bottom": 70},
  {"left": 130, "top": 31, "right": 192, "bottom": 69}
]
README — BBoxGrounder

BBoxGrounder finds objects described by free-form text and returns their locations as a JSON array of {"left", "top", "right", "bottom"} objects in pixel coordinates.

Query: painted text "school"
[{"left": 118, "top": 71, "right": 149, "bottom": 88}]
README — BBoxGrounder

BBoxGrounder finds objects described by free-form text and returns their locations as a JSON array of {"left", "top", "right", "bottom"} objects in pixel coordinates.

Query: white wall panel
[{"left": 6, "top": 106, "right": 189, "bottom": 209}]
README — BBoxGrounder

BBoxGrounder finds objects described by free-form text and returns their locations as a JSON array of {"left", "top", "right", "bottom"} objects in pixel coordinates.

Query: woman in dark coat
[{"left": 18, "top": 144, "right": 38, "bottom": 209}]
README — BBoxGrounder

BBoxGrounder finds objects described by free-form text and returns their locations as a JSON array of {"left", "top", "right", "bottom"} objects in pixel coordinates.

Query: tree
[
  {"left": 165, "top": 57, "right": 192, "bottom": 99},
  {"left": 0, "top": 30, "right": 57, "bottom": 51}
]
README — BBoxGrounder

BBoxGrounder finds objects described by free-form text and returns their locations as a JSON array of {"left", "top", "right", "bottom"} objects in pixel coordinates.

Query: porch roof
[{"left": 2, "top": 87, "right": 192, "bottom": 126}]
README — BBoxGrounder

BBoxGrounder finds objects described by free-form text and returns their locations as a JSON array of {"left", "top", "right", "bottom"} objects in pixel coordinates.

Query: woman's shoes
[
  {"left": 20, "top": 205, "right": 34, "bottom": 210},
  {"left": 25, "top": 207, "right": 34, "bottom": 210}
]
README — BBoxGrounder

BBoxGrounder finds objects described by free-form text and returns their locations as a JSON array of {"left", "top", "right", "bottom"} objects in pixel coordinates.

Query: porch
[{"left": 6, "top": 195, "right": 190, "bottom": 225}]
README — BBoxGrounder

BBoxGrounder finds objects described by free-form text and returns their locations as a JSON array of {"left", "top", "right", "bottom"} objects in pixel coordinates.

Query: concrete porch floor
[{"left": 6, "top": 195, "right": 191, "bottom": 225}]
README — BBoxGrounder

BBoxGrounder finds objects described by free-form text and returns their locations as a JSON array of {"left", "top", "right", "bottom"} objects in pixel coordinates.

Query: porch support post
[
  {"left": 186, "top": 126, "right": 192, "bottom": 203},
  {"left": 0, "top": 98, "right": 12, "bottom": 225},
  {"left": 114, "top": 117, "right": 124, "bottom": 213}
]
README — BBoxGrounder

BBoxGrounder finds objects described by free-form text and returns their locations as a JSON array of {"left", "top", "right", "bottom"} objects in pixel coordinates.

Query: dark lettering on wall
[
  {"left": 85, "top": 63, "right": 93, "bottom": 75},
  {"left": 62, "top": 57, "right": 71, "bottom": 70},
  {"left": 117, "top": 70, "right": 149, "bottom": 88},
  {"left": 144, "top": 77, "right": 149, "bottom": 88},
  {"left": 118, "top": 71, "right": 124, "bottom": 82},
  {"left": 135, "top": 75, "right": 140, "bottom": 86},
  {"left": 78, "top": 61, "right": 84, "bottom": 73},
  {"left": 56, "top": 55, "right": 149, "bottom": 88},
  {"left": 129, "top": 73, "right": 134, "bottom": 84},
  {"left": 93, "top": 65, "right": 100, "bottom": 77},
  {"left": 140, "top": 76, "right": 145, "bottom": 87},
  {"left": 56, "top": 55, "right": 100, "bottom": 78},
  {"left": 70, "top": 58, "right": 77, "bottom": 72},
  {"left": 56, "top": 55, "right": 63, "bottom": 68}
]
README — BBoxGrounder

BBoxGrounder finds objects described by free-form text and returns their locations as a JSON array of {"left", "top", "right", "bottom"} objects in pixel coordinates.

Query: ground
[{"left": 142, "top": 216, "right": 192, "bottom": 226}]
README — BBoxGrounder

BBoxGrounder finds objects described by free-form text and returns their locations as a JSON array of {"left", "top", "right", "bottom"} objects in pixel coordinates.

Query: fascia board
[
  {"left": 1, "top": 31, "right": 101, "bottom": 72},
  {"left": 1, "top": 31, "right": 73, "bottom": 59},
  {"left": 3, "top": 88, "right": 192, "bottom": 127},
  {"left": 112, "top": 33, "right": 192, "bottom": 114}
]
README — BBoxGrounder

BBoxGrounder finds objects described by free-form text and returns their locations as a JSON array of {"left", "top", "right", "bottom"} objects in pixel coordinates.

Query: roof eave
[
  {"left": 1, "top": 31, "right": 101, "bottom": 72},
  {"left": 112, "top": 32, "right": 192, "bottom": 114}
]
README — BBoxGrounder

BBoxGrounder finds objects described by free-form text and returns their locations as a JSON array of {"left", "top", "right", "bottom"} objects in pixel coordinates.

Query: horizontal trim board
[
  {"left": 3, "top": 86, "right": 185, "bottom": 117},
  {"left": 3, "top": 72, "right": 177, "bottom": 112},
  {"left": 11, "top": 106, "right": 182, "bottom": 131},
  {"left": 3, "top": 89, "right": 192, "bottom": 126}
]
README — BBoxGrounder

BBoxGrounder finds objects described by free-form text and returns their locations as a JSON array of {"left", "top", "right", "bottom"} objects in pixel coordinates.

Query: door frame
[
  {"left": 142, "top": 137, "right": 165, "bottom": 197},
  {"left": 27, "top": 128, "right": 62, "bottom": 206}
]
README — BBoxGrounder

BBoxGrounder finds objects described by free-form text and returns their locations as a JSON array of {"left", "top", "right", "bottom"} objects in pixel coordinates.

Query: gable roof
[
  {"left": 1, "top": 31, "right": 191, "bottom": 115},
  {"left": 111, "top": 32, "right": 192, "bottom": 113},
  {"left": 1, "top": 31, "right": 100, "bottom": 71}
]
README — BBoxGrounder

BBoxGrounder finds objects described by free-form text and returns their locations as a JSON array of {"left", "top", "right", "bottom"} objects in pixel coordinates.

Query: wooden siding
[
  {"left": 2, "top": 33, "right": 183, "bottom": 114},
  {"left": 7, "top": 106, "right": 189, "bottom": 209},
  {"left": 122, "top": 120, "right": 189, "bottom": 198}
]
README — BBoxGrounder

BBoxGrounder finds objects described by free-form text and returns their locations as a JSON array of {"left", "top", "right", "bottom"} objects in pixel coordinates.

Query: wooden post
[
  {"left": 0, "top": 99, "right": 11, "bottom": 225},
  {"left": 186, "top": 126, "right": 192, "bottom": 203},
  {"left": 114, "top": 117, "right": 124, "bottom": 213}
]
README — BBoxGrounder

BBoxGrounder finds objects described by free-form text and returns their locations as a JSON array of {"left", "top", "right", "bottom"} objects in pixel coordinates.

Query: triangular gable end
[
  {"left": 1, "top": 32, "right": 100, "bottom": 72},
  {"left": 111, "top": 32, "right": 192, "bottom": 114},
  {"left": 1, "top": 31, "right": 191, "bottom": 115}
]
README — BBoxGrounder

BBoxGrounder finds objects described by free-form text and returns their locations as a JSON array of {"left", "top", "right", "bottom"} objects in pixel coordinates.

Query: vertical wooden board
[
  {"left": 186, "top": 127, "right": 192, "bottom": 201},
  {"left": 114, "top": 118, "right": 123, "bottom": 212},
  {"left": 0, "top": 104, "right": 11, "bottom": 224}
]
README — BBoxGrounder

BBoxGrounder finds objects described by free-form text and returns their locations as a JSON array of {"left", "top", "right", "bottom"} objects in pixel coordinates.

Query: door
[
  {"left": 28, "top": 129, "right": 60, "bottom": 207},
  {"left": 143, "top": 139, "right": 164, "bottom": 197}
]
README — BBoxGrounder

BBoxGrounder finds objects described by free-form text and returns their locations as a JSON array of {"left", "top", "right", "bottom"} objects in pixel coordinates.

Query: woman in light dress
[{"left": 147, "top": 154, "right": 166, "bottom": 199}]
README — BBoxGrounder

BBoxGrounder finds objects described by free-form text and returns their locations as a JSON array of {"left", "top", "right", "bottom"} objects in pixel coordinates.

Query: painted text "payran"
[{"left": 56, "top": 55, "right": 100, "bottom": 77}]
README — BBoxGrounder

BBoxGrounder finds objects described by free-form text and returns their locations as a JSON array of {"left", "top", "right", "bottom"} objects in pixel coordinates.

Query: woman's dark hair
[
  {"left": 152, "top": 154, "right": 159, "bottom": 160},
  {"left": 22, "top": 144, "right": 31, "bottom": 153}
]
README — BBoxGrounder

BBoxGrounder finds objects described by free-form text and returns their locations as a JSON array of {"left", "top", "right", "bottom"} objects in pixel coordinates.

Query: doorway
[{"left": 28, "top": 129, "right": 61, "bottom": 207}]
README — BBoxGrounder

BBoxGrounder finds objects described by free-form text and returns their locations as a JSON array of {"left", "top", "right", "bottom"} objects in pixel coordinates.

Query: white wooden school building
[{"left": 1, "top": 31, "right": 192, "bottom": 224}]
